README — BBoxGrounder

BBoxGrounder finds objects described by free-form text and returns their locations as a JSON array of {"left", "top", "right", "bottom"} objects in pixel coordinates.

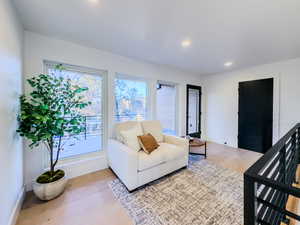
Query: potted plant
[{"left": 17, "top": 65, "right": 90, "bottom": 200}]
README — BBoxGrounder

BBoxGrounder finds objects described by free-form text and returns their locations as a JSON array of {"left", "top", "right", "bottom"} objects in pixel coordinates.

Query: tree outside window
[{"left": 115, "top": 78, "right": 147, "bottom": 122}]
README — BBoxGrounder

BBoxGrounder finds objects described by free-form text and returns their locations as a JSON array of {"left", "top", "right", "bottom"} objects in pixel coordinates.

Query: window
[
  {"left": 156, "top": 82, "right": 177, "bottom": 135},
  {"left": 114, "top": 76, "right": 148, "bottom": 122},
  {"left": 45, "top": 62, "right": 105, "bottom": 159}
]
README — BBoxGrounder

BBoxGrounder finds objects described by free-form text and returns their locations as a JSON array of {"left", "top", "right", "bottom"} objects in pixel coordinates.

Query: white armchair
[{"left": 107, "top": 121, "right": 189, "bottom": 191}]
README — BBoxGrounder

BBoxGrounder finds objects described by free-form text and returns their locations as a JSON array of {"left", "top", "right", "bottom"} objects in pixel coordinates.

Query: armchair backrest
[
  {"left": 113, "top": 120, "right": 163, "bottom": 143},
  {"left": 114, "top": 121, "right": 142, "bottom": 142},
  {"left": 141, "top": 120, "right": 164, "bottom": 142}
]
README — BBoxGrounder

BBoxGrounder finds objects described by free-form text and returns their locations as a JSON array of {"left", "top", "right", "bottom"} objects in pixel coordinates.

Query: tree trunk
[
  {"left": 49, "top": 138, "right": 55, "bottom": 176},
  {"left": 115, "top": 100, "right": 120, "bottom": 121}
]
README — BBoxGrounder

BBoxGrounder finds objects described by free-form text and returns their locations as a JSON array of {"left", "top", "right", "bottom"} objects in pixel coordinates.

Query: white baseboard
[
  {"left": 26, "top": 153, "right": 108, "bottom": 191},
  {"left": 59, "top": 154, "right": 108, "bottom": 180},
  {"left": 8, "top": 186, "right": 25, "bottom": 225}
]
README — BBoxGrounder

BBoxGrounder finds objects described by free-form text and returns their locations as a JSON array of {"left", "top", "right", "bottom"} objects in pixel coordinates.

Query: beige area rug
[{"left": 109, "top": 160, "right": 244, "bottom": 225}]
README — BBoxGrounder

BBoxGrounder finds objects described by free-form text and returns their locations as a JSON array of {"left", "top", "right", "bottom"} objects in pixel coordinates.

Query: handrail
[
  {"left": 246, "top": 124, "right": 300, "bottom": 176},
  {"left": 244, "top": 123, "right": 300, "bottom": 225}
]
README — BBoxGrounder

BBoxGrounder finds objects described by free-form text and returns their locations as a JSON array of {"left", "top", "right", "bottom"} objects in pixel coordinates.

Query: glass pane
[
  {"left": 156, "top": 84, "right": 177, "bottom": 135},
  {"left": 188, "top": 88, "right": 200, "bottom": 134},
  {"left": 49, "top": 67, "right": 103, "bottom": 159},
  {"left": 115, "top": 78, "right": 147, "bottom": 122}
]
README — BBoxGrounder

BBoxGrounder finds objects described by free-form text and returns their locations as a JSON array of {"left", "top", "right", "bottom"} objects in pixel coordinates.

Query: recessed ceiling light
[
  {"left": 88, "top": 0, "right": 99, "bottom": 4},
  {"left": 224, "top": 62, "right": 233, "bottom": 67},
  {"left": 181, "top": 40, "right": 191, "bottom": 48}
]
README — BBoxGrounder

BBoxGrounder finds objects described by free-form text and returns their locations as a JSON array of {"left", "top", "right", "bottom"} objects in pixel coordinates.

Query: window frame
[
  {"left": 43, "top": 60, "right": 108, "bottom": 167},
  {"left": 156, "top": 80, "right": 179, "bottom": 135},
  {"left": 114, "top": 73, "right": 151, "bottom": 122}
]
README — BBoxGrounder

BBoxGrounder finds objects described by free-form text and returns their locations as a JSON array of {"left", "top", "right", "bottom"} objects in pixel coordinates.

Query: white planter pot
[{"left": 33, "top": 173, "right": 68, "bottom": 201}]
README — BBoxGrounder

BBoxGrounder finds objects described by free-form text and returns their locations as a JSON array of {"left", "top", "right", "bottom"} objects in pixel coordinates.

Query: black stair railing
[{"left": 244, "top": 123, "right": 300, "bottom": 225}]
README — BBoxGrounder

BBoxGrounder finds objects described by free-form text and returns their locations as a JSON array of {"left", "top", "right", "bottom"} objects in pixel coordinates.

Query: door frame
[
  {"left": 186, "top": 84, "right": 202, "bottom": 138},
  {"left": 236, "top": 75, "right": 280, "bottom": 147}
]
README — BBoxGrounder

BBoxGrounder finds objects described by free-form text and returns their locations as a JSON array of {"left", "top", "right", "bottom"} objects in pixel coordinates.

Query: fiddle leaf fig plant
[{"left": 17, "top": 65, "right": 91, "bottom": 183}]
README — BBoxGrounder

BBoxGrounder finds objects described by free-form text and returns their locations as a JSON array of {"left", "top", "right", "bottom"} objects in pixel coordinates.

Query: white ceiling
[{"left": 13, "top": 0, "right": 300, "bottom": 75}]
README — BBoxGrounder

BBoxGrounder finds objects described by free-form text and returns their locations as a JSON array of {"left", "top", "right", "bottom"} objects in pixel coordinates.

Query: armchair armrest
[
  {"left": 107, "top": 139, "right": 138, "bottom": 190},
  {"left": 164, "top": 135, "right": 189, "bottom": 152}
]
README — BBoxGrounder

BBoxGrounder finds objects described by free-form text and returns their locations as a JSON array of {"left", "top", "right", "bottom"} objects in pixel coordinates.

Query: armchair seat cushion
[
  {"left": 159, "top": 143, "right": 186, "bottom": 161},
  {"left": 138, "top": 148, "right": 165, "bottom": 171},
  {"left": 138, "top": 142, "right": 186, "bottom": 171}
]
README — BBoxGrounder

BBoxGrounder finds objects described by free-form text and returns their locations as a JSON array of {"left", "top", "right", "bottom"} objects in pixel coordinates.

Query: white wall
[
  {"left": 0, "top": 1, "right": 24, "bottom": 225},
  {"left": 203, "top": 57, "right": 300, "bottom": 148},
  {"left": 23, "top": 31, "right": 203, "bottom": 190}
]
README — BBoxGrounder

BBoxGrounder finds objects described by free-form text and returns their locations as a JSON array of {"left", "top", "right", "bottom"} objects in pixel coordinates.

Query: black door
[
  {"left": 238, "top": 78, "right": 273, "bottom": 153},
  {"left": 186, "top": 85, "right": 202, "bottom": 138}
]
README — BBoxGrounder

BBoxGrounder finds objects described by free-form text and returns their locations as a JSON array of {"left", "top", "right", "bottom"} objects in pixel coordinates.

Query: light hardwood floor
[{"left": 17, "top": 142, "right": 262, "bottom": 225}]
